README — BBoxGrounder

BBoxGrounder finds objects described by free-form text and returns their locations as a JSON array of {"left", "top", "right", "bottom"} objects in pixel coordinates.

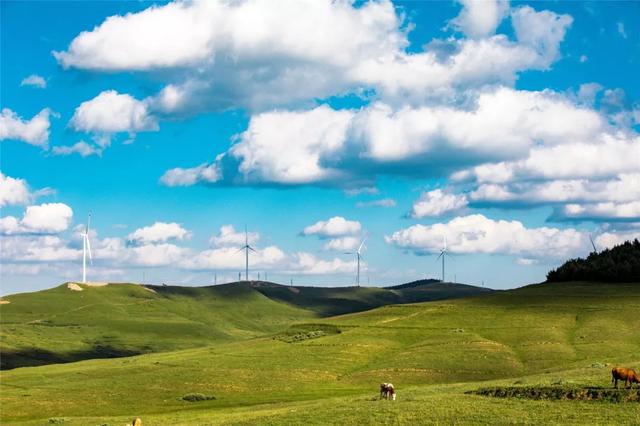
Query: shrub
[{"left": 181, "top": 393, "right": 216, "bottom": 402}]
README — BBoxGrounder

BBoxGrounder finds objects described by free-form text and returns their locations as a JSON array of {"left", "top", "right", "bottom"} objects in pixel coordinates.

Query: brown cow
[
  {"left": 379, "top": 383, "right": 396, "bottom": 400},
  {"left": 611, "top": 367, "right": 640, "bottom": 389}
]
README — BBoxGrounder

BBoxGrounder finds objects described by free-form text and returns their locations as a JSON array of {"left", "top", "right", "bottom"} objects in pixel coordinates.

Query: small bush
[
  {"left": 48, "top": 419, "right": 68, "bottom": 424},
  {"left": 181, "top": 392, "right": 216, "bottom": 402}
]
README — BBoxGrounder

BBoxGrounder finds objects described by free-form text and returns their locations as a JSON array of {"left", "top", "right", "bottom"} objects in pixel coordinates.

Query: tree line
[{"left": 546, "top": 239, "right": 640, "bottom": 283}]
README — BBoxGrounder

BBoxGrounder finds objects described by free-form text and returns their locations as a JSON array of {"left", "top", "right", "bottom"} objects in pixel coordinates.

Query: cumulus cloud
[
  {"left": 20, "top": 74, "right": 47, "bottom": 89},
  {"left": 289, "top": 252, "right": 357, "bottom": 275},
  {"left": 165, "top": 86, "right": 606, "bottom": 189},
  {"left": 323, "top": 236, "right": 361, "bottom": 252},
  {"left": 303, "top": 217, "right": 361, "bottom": 238},
  {"left": 0, "top": 108, "right": 51, "bottom": 148},
  {"left": 0, "top": 235, "right": 81, "bottom": 262},
  {"left": 69, "top": 90, "right": 158, "bottom": 144},
  {"left": 0, "top": 173, "right": 53, "bottom": 207},
  {"left": 55, "top": 0, "right": 572, "bottom": 113},
  {"left": 0, "top": 203, "right": 73, "bottom": 235},
  {"left": 209, "top": 225, "right": 259, "bottom": 247},
  {"left": 127, "top": 222, "right": 190, "bottom": 244},
  {"left": 450, "top": 0, "right": 509, "bottom": 39},
  {"left": 180, "top": 245, "right": 285, "bottom": 271},
  {"left": 553, "top": 201, "right": 640, "bottom": 222},
  {"left": 410, "top": 189, "right": 468, "bottom": 218},
  {"left": 386, "top": 214, "right": 587, "bottom": 259},
  {"left": 51, "top": 141, "right": 102, "bottom": 157}
]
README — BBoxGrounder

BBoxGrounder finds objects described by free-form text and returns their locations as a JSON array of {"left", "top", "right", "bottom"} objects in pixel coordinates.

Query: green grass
[
  {"left": 0, "top": 280, "right": 487, "bottom": 369},
  {"left": 1, "top": 281, "right": 639, "bottom": 424}
]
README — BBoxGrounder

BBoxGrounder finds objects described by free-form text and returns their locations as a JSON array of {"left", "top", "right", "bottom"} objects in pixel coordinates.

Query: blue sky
[{"left": 1, "top": 0, "right": 639, "bottom": 295}]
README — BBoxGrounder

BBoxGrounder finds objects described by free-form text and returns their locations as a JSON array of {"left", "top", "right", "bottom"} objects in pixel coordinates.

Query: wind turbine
[
  {"left": 345, "top": 236, "right": 367, "bottom": 287},
  {"left": 237, "top": 226, "right": 256, "bottom": 282},
  {"left": 436, "top": 235, "right": 451, "bottom": 282},
  {"left": 81, "top": 213, "right": 93, "bottom": 284}
]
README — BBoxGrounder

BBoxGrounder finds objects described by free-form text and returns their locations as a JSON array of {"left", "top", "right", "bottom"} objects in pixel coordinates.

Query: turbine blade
[
  {"left": 357, "top": 236, "right": 367, "bottom": 253},
  {"left": 589, "top": 234, "right": 597, "bottom": 252},
  {"left": 248, "top": 246, "right": 257, "bottom": 252},
  {"left": 236, "top": 247, "right": 245, "bottom": 253},
  {"left": 436, "top": 252, "right": 443, "bottom": 261}
]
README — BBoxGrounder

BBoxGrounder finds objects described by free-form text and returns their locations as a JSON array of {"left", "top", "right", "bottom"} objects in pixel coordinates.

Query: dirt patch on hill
[
  {"left": 0, "top": 299, "right": 10, "bottom": 304},
  {"left": 67, "top": 283, "right": 83, "bottom": 291}
]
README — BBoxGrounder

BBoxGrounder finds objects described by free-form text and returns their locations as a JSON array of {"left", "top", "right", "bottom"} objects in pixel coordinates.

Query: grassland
[
  {"left": 0, "top": 280, "right": 487, "bottom": 369},
  {"left": 1, "top": 281, "right": 639, "bottom": 424}
]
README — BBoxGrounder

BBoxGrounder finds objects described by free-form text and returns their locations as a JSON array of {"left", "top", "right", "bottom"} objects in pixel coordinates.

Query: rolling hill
[
  {"left": 0, "top": 279, "right": 489, "bottom": 369},
  {"left": 1, "top": 280, "right": 639, "bottom": 425}
]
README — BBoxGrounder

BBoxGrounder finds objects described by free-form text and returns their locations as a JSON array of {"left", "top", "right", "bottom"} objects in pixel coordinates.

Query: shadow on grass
[{"left": 1, "top": 345, "right": 145, "bottom": 370}]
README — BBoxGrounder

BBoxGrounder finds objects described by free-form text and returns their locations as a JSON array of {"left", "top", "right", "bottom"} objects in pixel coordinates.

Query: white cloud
[
  {"left": 386, "top": 214, "right": 587, "bottom": 259},
  {"left": 554, "top": 201, "right": 640, "bottom": 221},
  {"left": 0, "top": 172, "right": 52, "bottom": 207},
  {"left": 450, "top": 0, "right": 509, "bottom": 39},
  {"left": 165, "top": 87, "right": 605, "bottom": 188},
  {"left": 52, "top": 141, "right": 102, "bottom": 157},
  {"left": 69, "top": 90, "right": 158, "bottom": 143},
  {"left": 356, "top": 198, "right": 396, "bottom": 208},
  {"left": 209, "top": 225, "right": 259, "bottom": 247},
  {"left": 323, "top": 236, "right": 361, "bottom": 252},
  {"left": 515, "top": 257, "right": 538, "bottom": 266},
  {"left": 160, "top": 162, "right": 222, "bottom": 186},
  {"left": 181, "top": 245, "right": 285, "bottom": 271},
  {"left": 0, "top": 203, "right": 73, "bottom": 235},
  {"left": 0, "top": 235, "right": 80, "bottom": 262},
  {"left": 127, "top": 222, "right": 190, "bottom": 244},
  {"left": 303, "top": 216, "right": 361, "bottom": 238},
  {"left": 126, "top": 243, "right": 190, "bottom": 267},
  {"left": 20, "top": 74, "right": 47, "bottom": 89},
  {"left": 0, "top": 108, "right": 51, "bottom": 148},
  {"left": 229, "top": 106, "right": 353, "bottom": 185},
  {"left": 55, "top": 0, "right": 572, "bottom": 112},
  {"left": 595, "top": 230, "right": 640, "bottom": 250},
  {"left": 289, "top": 252, "right": 357, "bottom": 275},
  {"left": 410, "top": 189, "right": 468, "bottom": 218},
  {"left": 511, "top": 6, "right": 573, "bottom": 66}
]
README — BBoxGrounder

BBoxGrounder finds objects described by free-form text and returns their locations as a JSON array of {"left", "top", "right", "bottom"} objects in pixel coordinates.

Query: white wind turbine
[
  {"left": 81, "top": 213, "right": 93, "bottom": 283},
  {"left": 345, "top": 236, "right": 367, "bottom": 287},
  {"left": 237, "top": 226, "right": 256, "bottom": 282},
  {"left": 436, "top": 235, "right": 451, "bottom": 282}
]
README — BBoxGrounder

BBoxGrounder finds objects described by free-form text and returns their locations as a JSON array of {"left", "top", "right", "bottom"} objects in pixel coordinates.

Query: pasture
[{"left": 1, "top": 280, "right": 639, "bottom": 424}]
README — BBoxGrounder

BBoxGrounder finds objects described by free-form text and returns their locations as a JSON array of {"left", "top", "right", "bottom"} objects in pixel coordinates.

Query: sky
[{"left": 1, "top": 0, "right": 639, "bottom": 295}]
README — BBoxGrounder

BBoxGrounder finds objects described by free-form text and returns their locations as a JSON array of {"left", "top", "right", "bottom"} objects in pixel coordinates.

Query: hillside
[
  {"left": 1, "top": 280, "right": 639, "bottom": 425},
  {"left": 251, "top": 279, "right": 491, "bottom": 316},
  {"left": 0, "top": 280, "right": 489, "bottom": 369},
  {"left": 0, "top": 282, "right": 314, "bottom": 370}
]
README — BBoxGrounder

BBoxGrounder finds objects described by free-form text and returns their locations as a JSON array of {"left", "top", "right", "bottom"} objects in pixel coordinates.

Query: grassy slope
[
  {"left": 0, "top": 282, "right": 314, "bottom": 369},
  {"left": 0, "top": 280, "right": 488, "bottom": 369},
  {"left": 2, "top": 281, "right": 639, "bottom": 425},
  {"left": 251, "top": 280, "right": 491, "bottom": 316}
]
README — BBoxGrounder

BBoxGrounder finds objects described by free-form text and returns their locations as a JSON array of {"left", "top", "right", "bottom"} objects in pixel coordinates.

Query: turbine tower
[
  {"left": 237, "top": 226, "right": 256, "bottom": 281},
  {"left": 345, "top": 236, "right": 367, "bottom": 287},
  {"left": 81, "top": 213, "right": 93, "bottom": 283},
  {"left": 589, "top": 234, "right": 598, "bottom": 254},
  {"left": 436, "top": 235, "right": 450, "bottom": 282}
]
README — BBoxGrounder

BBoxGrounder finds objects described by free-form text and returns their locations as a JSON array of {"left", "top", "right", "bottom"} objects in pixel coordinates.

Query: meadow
[{"left": 1, "top": 280, "right": 639, "bottom": 425}]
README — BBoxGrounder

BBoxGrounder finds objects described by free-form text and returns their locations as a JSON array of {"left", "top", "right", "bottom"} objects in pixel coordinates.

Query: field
[{"left": 1, "top": 281, "right": 639, "bottom": 424}]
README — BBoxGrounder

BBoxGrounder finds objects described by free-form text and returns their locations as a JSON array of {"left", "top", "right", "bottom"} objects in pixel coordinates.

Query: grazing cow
[
  {"left": 379, "top": 383, "right": 396, "bottom": 400},
  {"left": 611, "top": 367, "right": 640, "bottom": 389}
]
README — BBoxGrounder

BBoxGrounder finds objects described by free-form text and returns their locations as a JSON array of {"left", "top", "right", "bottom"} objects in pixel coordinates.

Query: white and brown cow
[{"left": 379, "top": 383, "right": 396, "bottom": 400}]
